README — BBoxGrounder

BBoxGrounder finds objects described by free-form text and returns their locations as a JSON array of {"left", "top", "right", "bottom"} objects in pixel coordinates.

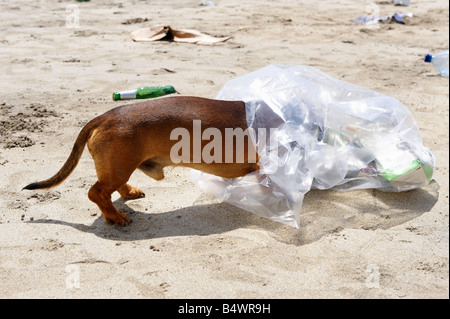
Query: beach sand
[{"left": 0, "top": 0, "right": 448, "bottom": 298}]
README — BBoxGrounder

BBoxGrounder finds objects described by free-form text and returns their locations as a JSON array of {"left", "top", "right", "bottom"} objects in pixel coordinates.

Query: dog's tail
[{"left": 23, "top": 119, "right": 98, "bottom": 191}]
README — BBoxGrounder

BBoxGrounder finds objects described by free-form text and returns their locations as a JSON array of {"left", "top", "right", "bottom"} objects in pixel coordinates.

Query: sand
[{"left": 0, "top": 0, "right": 448, "bottom": 299}]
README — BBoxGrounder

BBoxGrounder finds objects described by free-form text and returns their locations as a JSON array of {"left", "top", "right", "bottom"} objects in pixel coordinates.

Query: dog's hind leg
[
  {"left": 87, "top": 146, "right": 142, "bottom": 226},
  {"left": 117, "top": 183, "right": 145, "bottom": 199},
  {"left": 88, "top": 181, "right": 132, "bottom": 226},
  {"left": 91, "top": 158, "right": 165, "bottom": 224}
]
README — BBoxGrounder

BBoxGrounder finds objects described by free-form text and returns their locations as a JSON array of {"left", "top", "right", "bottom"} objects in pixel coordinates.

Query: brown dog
[{"left": 23, "top": 96, "right": 259, "bottom": 226}]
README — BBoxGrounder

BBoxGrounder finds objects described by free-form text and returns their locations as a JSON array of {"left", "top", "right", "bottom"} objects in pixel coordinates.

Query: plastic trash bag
[{"left": 191, "top": 65, "right": 435, "bottom": 228}]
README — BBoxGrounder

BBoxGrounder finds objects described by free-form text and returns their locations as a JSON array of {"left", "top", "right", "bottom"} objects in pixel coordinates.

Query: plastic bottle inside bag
[{"left": 320, "top": 113, "right": 434, "bottom": 191}]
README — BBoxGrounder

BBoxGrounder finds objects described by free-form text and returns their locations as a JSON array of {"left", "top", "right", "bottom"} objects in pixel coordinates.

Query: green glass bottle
[{"left": 112, "top": 85, "right": 176, "bottom": 101}]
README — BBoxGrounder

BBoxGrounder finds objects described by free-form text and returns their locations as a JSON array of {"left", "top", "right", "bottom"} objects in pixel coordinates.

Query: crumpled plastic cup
[{"left": 191, "top": 65, "right": 435, "bottom": 228}]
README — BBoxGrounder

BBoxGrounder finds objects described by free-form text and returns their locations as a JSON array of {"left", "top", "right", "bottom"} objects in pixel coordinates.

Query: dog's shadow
[{"left": 30, "top": 181, "right": 439, "bottom": 246}]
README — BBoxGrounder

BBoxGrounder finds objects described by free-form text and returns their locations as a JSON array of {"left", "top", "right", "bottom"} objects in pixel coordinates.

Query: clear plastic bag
[{"left": 191, "top": 65, "right": 435, "bottom": 228}]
